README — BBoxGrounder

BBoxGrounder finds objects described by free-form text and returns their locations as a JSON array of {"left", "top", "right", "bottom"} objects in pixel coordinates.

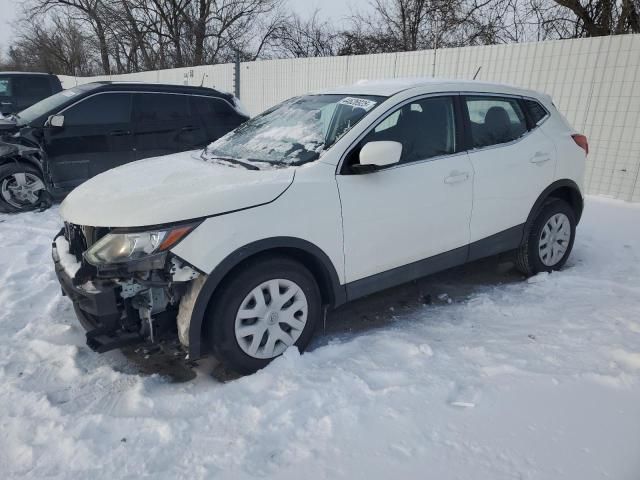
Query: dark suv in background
[
  {"left": 0, "top": 72, "right": 62, "bottom": 116},
  {"left": 0, "top": 82, "right": 249, "bottom": 212}
]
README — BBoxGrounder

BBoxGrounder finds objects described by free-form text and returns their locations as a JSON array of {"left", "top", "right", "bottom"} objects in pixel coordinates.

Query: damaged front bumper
[{"left": 52, "top": 229, "right": 204, "bottom": 355}]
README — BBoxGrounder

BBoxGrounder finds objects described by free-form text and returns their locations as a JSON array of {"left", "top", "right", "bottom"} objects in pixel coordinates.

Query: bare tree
[
  {"left": 5, "top": 0, "right": 638, "bottom": 76},
  {"left": 2, "top": 15, "right": 99, "bottom": 74},
  {"left": 181, "top": 0, "right": 284, "bottom": 65},
  {"left": 29, "top": 0, "right": 113, "bottom": 74},
  {"left": 267, "top": 10, "right": 340, "bottom": 58},
  {"left": 552, "top": 0, "right": 640, "bottom": 36}
]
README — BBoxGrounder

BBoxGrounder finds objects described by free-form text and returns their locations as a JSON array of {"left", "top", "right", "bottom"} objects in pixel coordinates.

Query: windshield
[
  {"left": 204, "top": 94, "right": 384, "bottom": 167},
  {"left": 16, "top": 84, "right": 100, "bottom": 125}
]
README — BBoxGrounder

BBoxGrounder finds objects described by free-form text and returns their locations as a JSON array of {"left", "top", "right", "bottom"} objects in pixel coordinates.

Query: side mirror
[
  {"left": 46, "top": 115, "right": 65, "bottom": 128},
  {"left": 352, "top": 141, "right": 402, "bottom": 174}
]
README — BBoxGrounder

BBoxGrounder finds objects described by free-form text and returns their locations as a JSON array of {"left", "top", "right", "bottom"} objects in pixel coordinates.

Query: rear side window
[
  {"left": 134, "top": 93, "right": 190, "bottom": 122},
  {"left": 363, "top": 95, "right": 456, "bottom": 164},
  {"left": 191, "top": 96, "right": 236, "bottom": 119},
  {"left": 523, "top": 99, "right": 549, "bottom": 125},
  {"left": 64, "top": 93, "right": 132, "bottom": 126},
  {"left": 465, "top": 96, "right": 527, "bottom": 148}
]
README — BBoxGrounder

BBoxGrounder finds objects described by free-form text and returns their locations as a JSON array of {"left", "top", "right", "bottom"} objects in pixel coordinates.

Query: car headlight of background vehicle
[{"left": 85, "top": 224, "right": 197, "bottom": 265}]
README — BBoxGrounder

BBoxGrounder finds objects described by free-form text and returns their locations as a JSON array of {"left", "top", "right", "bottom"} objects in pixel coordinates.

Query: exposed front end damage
[{"left": 52, "top": 224, "right": 205, "bottom": 356}]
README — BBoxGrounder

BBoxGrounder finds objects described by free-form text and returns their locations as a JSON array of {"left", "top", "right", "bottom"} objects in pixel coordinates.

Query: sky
[
  {"left": 0, "top": 0, "right": 19, "bottom": 49},
  {"left": 0, "top": 0, "right": 366, "bottom": 53}
]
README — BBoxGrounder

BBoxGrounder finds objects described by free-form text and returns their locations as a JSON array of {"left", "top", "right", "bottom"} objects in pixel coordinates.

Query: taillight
[{"left": 572, "top": 134, "right": 589, "bottom": 155}]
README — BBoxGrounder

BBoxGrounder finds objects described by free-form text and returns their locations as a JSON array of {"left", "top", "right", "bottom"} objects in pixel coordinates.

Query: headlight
[{"left": 85, "top": 224, "right": 197, "bottom": 265}]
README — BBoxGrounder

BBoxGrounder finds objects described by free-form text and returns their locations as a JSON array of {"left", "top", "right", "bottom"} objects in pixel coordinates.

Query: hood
[{"left": 60, "top": 150, "right": 295, "bottom": 227}]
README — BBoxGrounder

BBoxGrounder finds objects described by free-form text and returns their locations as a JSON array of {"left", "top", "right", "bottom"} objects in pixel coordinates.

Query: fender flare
[
  {"left": 0, "top": 151, "right": 46, "bottom": 177},
  {"left": 187, "top": 237, "right": 345, "bottom": 359},
  {"left": 522, "top": 179, "right": 583, "bottom": 242}
]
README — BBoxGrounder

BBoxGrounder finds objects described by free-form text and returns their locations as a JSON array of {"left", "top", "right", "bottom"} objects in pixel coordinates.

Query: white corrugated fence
[{"left": 58, "top": 34, "right": 640, "bottom": 202}]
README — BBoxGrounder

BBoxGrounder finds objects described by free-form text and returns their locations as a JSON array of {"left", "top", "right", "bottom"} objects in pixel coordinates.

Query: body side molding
[
  {"left": 344, "top": 223, "right": 525, "bottom": 303},
  {"left": 346, "top": 246, "right": 468, "bottom": 302},
  {"left": 468, "top": 224, "right": 524, "bottom": 262}
]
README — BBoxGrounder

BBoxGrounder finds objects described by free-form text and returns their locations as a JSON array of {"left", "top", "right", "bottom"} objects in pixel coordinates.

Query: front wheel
[
  {"left": 0, "top": 163, "right": 47, "bottom": 213},
  {"left": 207, "top": 256, "right": 322, "bottom": 374},
  {"left": 514, "top": 199, "right": 577, "bottom": 276}
]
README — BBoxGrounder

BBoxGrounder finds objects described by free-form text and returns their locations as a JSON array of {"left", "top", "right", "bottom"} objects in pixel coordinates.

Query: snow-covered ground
[{"left": 1, "top": 196, "right": 639, "bottom": 479}]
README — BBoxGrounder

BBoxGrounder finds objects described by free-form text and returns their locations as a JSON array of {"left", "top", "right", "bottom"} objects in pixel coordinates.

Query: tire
[
  {"left": 515, "top": 199, "right": 577, "bottom": 276},
  {"left": 207, "top": 255, "right": 322, "bottom": 374},
  {"left": 0, "top": 163, "right": 47, "bottom": 213}
]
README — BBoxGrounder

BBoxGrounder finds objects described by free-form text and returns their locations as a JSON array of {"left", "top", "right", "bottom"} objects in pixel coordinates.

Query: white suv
[{"left": 52, "top": 79, "right": 587, "bottom": 374}]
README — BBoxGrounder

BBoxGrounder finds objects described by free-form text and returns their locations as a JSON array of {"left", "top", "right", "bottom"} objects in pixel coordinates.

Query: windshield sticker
[
  {"left": 337, "top": 97, "right": 377, "bottom": 111},
  {"left": 61, "top": 90, "right": 77, "bottom": 97}
]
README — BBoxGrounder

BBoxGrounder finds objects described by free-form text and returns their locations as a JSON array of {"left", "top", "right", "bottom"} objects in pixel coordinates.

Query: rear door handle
[
  {"left": 530, "top": 151, "right": 551, "bottom": 164},
  {"left": 181, "top": 125, "right": 198, "bottom": 132},
  {"left": 444, "top": 171, "right": 470, "bottom": 184},
  {"left": 109, "top": 129, "right": 131, "bottom": 136}
]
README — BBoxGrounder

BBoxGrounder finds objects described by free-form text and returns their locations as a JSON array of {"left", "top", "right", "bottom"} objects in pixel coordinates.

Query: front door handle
[
  {"left": 530, "top": 151, "right": 551, "bottom": 164},
  {"left": 444, "top": 171, "right": 470, "bottom": 184},
  {"left": 181, "top": 125, "right": 198, "bottom": 132},
  {"left": 109, "top": 129, "right": 131, "bottom": 136}
]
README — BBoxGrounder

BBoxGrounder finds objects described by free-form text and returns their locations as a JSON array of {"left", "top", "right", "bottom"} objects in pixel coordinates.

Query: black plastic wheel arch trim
[
  {"left": 523, "top": 179, "right": 583, "bottom": 241},
  {"left": 187, "top": 236, "right": 346, "bottom": 359}
]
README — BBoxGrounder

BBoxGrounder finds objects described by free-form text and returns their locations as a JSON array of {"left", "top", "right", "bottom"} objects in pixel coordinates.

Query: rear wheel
[
  {"left": 515, "top": 199, "right": 576, "bottom": 276},
  {"left": 0, "top": 163, "right": 47, "bottom": 213},
  {"left": 207, "top": 256, "right": 322, "bottom": 374}
]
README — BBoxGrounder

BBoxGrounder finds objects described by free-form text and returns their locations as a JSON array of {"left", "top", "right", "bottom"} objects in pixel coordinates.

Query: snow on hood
[{"left": 60, "top": 150, "right": 295, "bottom": 227}]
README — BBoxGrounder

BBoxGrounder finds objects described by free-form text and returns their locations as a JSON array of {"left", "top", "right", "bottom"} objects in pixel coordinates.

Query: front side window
[
  {"left": 361, "top": 96, "right": 457, "bottom": 164},
  {"left": 15, "top": 83, "right": 101, "bottom": 126},
  {"left": 64, "top": 93, "right": 132, "bottom": 126},
  {"left": 204, "top": 94, "right": 384, "bottom": 167},
  {"left": 465, "top": 96, "right": 527, "bottom": 148}
]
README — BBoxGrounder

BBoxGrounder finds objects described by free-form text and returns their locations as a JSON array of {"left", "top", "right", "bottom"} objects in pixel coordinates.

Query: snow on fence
[{"left": 58, "top": 34, "right": 640, "bottom": 202}]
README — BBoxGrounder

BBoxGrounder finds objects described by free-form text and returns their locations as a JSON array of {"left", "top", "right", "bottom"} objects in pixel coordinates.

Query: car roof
[
  {"left": 319, "top": 77, "right": 549, "bottom": 101},
  {"left": 0, "top": 71, "right": 57, "bottom": 77},
  {"left": 87, "top": 81, "right": 234, "bottom": 99}
]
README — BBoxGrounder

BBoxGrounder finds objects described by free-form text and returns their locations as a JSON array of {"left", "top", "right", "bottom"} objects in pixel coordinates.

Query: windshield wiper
[
  {"left": 247, "top": 158, "right": 290, "bottom": 167},
  {"left": 202, "top": 153, "right": 259, "bottom": 171}
]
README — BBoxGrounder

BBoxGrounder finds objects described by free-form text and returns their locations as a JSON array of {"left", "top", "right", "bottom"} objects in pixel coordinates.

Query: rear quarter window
[
  {"left": 0, "top": 77, "right": 11, "bottom": 96},
  {"left": 523, "top": 99, "right": 549, "bottom": 125}
]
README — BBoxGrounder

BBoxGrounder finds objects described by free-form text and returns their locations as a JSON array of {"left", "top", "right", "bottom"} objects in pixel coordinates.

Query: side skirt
[{"left": 345, "top": 223, "right": 524, "bottom": 302}]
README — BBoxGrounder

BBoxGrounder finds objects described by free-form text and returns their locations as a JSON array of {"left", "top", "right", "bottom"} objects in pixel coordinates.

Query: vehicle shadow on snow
[
  {"left": 118, "top": 254, "right": 525, "bottom": 383},
  {"left": 317, "top": 255, "right": 524, "bottom": 346}
]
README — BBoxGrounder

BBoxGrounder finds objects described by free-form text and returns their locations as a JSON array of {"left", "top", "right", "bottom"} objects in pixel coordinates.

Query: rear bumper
[{"left": 52, "top": 234, "right": 144, "bottom": 352}]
